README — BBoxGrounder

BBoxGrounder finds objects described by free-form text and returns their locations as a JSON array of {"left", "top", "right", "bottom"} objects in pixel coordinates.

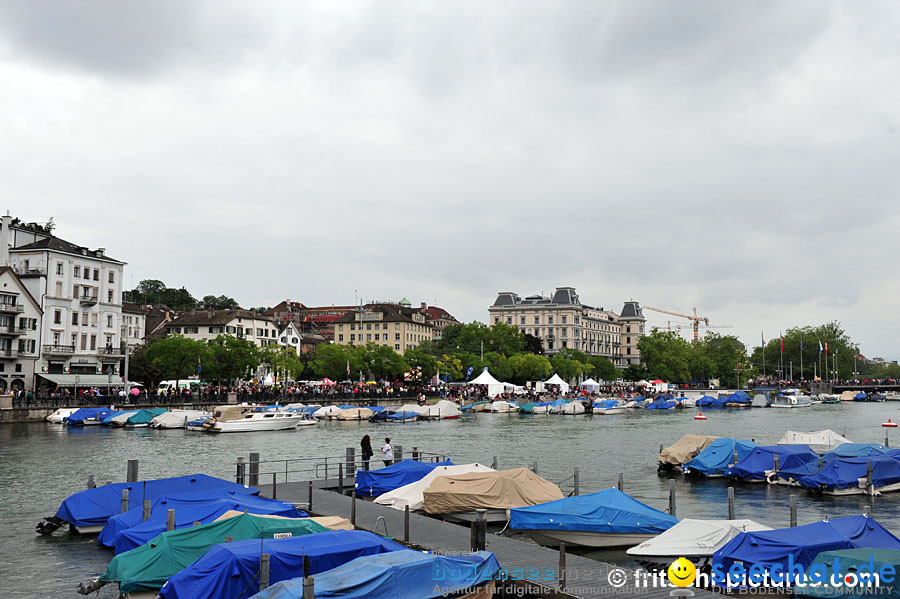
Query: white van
[{"left": 157, "top": 380, "right": 205, "bottom": 393}]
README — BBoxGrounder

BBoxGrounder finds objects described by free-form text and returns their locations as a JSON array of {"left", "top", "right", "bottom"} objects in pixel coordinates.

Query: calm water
[{"left": 3, "top": 403, "right": 900, "bottom": 598}]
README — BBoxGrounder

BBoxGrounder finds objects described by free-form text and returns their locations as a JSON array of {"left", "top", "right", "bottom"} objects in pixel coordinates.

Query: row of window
[
  {"left": 496, "top": 313, "right": 622, "bottom": 331},
  {"left": 50, "top": 331, "right": 116, "bottom": 351},
  {"left": 54, "top": 262, "right": 116, "bottom": 284},
  {"left": 52, "top": 281, "right": 116, "bottom": 303},
  {"left": 0, "top": 361, "right": 25, "bottom": 372},
  {"left": 52, "top": 309, "right": 118, "bottom": 328}
]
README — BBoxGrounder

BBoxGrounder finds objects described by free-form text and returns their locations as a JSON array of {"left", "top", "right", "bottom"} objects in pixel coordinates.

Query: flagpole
[{"left": 800, "top": 336, "right": 804, "bottom": 385}]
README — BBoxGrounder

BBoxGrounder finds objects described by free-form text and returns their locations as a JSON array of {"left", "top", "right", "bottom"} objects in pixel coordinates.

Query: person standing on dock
[
  {"left": 361, "top": 435, "right": 374, "bottom": 471},
  {"left": 382, "top": 437, "right": 394, "bottom": 466}
]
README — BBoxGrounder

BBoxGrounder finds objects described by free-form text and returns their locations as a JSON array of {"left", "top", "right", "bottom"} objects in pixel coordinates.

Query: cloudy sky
[{"left": 4, "top": 1, "right": 899, "bottom": 358}]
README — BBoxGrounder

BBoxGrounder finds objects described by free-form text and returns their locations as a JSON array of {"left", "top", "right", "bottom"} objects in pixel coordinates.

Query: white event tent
[
  {"left": 468, "top": 369, "right": 507, "bottom": 398},
  {"left": 580, "top": 378, "right": 601, "bottom": 392},
  {"left": 544, "top": 373, "right": 570, "bottom": 394}
]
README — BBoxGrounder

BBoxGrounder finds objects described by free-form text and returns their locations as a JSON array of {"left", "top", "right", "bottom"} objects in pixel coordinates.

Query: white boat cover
[
  {"left": 419, "top": 400, "right": 462, "bottom": 419},
  {"left": 312, "top": 405, "right": 343, "bottom": 418},
  {"left": 840, "top": 391, "right": 857, "bottom": 401},
  {"left": 150, "top": 410, "right": 208, "bottom": 428},
  {"left": 337, "top": 408, "right": 374, "bottom": 420},
  {"left": 490, "top": 401, "right": 517, "bottom": 413},
  {"left": 374, "top": 463, "right": 496, "bottom": 511},
  {"left": 283, "top": 402, "right": 306, "bottom": 410},
  {"left": 658, "top": 435, "right": 719, "bottom": 467},
  {"left": 560, "top": 401, "right": 585, "bottom": 415},
  {"left": 109, "top": 411, "right": 140, "bottom": 425},
  {"left": 396, "top": 403, "right": 428, "bottom": 415},
  {"left": 47, "top": 408, "right": 79, "bottom": 423},
  {"left": 423, "top": 467, "right": 565, "bottom": 514},
  {"left": 544, "top": 373, "right": 570, "bottom": 394},
  {"left": 468, "top": 369, "right": 507, "bottom": 398},
  {"left": 626, "top": 519, "right": 772, "bottom": 557},
  {"left": 778, "top": 429, "right": 852, "bottom": 453}
]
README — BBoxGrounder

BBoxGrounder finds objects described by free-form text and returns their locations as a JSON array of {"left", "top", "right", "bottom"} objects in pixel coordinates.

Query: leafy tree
[
  {"left": 622, "top": 363, "right": 649, "bottom": 381},
  {"left": 145, "top": 335, "right": 211, "bottom": 385},
  {"left": 202, "top": 295, "right": 241, "bottom": 310},
  {"left": 637, "top": 329, "right": 693, "bottom": 382},
  {"left": 523, "top": 334, "right": 543, "bottom": 355},
  {"left": 404, "top": 348, "right": 438, "bottom": 381},
  {"left": 126, "top": 342, "right": 162, "bottom": 389},
  {"left": 260, "top": 345, "right": 304, "bottom": 382},
  {"left": 482, "top": 351, "right": 513, "bottom": 382},
  {"left": 747, "top": 321, "right": 858, "bottom": 381},
  {"left": 508, "top": 353, "right": 552, "bottom": 384},
  {"left": 550, "top": 356, "right": 583, "bottom": 382},
  {"left": 588, "top": 356, "right": 618, "bottom": 381},
  {"left": 312, "top": 344, "right": 356, "bottom": 380},
  {"left": 208, "top": 335, "right": 260, "bottom": 383},
  {"left": 437, "top": 354, "right": 464, "bottom": 381},
  {"left": 698, "top": 333, "right": 746, "bottom": 387},
  {"left": 363, "top": 344, "right": 407, "bottom": 380},
  {"left": 434, "top": 322, "right": 524, "bottom": 357}
]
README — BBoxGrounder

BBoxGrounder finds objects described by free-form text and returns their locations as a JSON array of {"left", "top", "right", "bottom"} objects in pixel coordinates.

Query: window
[
  {"left": 395, "top": 323, "right": 400, "bottom": 330},
  {"left": 56, "top": 262, "right": 63, "bottom": 275},
  {"left": 375, "top": 334, "right": 380, "bottom": 341},
  {"left": 548, "top": 316, "right": 554, "bottom": 324},
  {"left": 366, "top": 334, "right": 371, "bottom": 341},
  {"left": 74, "top": 266, "right": 80, "bottom": 277},
  {"left": 15, "top": 363, "right": 21, "bottom": 372},
  {"left": 72, "top": 285, "right": 78, "bottom": 298},
  {"left": 339, "top": 334, "right": 344, "bottom": 342},
  {"left": 90, "top": 335, "right": 96, "bottom": 350},
  {"left": 395, "top": 344, "right": 400, "bottom": 350},
  {"left": 366, "top": 323, "right": 371, "bottom": 330},
  {"left": 108, "top": 289, "right": 114, "bottom": 302},
  {"left": 257, "top": 328, "right": 263, "bottom": 336},
  {"left": 506, "top": 317, "right": 512, "bottom": 325},
  {"left": 494, "top": 318, "right": 499, "bottom": 324},
  {"left": 108, "top": 271, "right": 114, "bottom": 283},
  {"left": 90, "top": 313, "right": 96, "bottom": 326},
  {"left": 338, "top": 324, "right": 344, "bottom": 331},
  {"left": 107, "top": 315, "right": 113, "bottom": 328},
  {"left": 350, "top": 334, "right": 355, "bottom": 342},
  {"left": 72, "top": 312, "right": 79, "bottom": 325},
  {"left": 80, "top": 334, "right": 87, "bottom": 350},
  {"left": 350, "top": 324, "right": 356, "bottom": 331},
  {"left": 83, "top": 268, "right": 90, "bottom": 280},
  {"left": 94, "top": 269, "right": 99, "bottom": 281},
  {"left": 520, "top": 317, "right": 525, "bottom": 325},
  {"left": 627, "top": 336, "right": 631, "bottom": 344},
  {"left": 562, "top": 316, "right": 567, "bottom": 324},
  {"left": 395, "top": 333, "right": 400, "bottom": 341},
  {"left": 627, "top": 347, "right": 632, "bottom": 355},
  {"left": 626, "top": 326, "right": 631, "bottom": 333},
  {"left": 186, "top": 327, "right": 199, "bottom": 334}
]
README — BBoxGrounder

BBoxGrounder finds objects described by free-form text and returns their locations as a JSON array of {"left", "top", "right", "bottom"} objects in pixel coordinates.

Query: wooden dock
[{"left": 257, "top": 478, "right": 718, "bottom": 599}]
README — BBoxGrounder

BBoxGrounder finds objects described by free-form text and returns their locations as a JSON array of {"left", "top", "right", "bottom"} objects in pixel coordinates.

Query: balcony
[
  {"left": 43, "top": 344, "right": 75, "bottom": 355},
  {"left": 80, "top": 293, "right": 98, "bottom": 306},
  {"left": 13, "top": 266, "right": 46, "bottom": 277},
  {"left": 101, "top": 344, "right": 126, "bottom": 357},
  {"left": 0, "top": 303, "right": 23, "bottom": 313},
  {"left": 0, "top": 348, "right": 16, "bottom": 359},
  {"left": 0, "top": 325, "right": 27, "bottom": 336}
]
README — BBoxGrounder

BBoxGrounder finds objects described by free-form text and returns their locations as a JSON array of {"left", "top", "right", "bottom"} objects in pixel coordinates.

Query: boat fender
[{"left": 76, "top": 578, "right": 107, "bottom": 595}]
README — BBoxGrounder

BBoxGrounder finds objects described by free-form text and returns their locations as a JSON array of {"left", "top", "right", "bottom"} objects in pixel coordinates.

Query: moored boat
[
  {"left": 592, "top": 400, "right": 624, "bottom": 414},
  {"left": 206, "top": 411, "right": 308, "bottom": 433},
  {"left": 771, "top": 395, "right": 813, "bottom": 408},
  {"left": 150, "top": 410, "right": 209, "bottom": 429},
  {"left": 47, "top": 407, "right": 79, "bottom": 423},
  {"left": 658, "top": 434, "right": 719, "bottom": 473}
]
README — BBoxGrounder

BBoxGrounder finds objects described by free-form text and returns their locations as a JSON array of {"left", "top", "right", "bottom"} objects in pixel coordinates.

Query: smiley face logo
[{"left": 667, "top": 557, "right": 696, "bottom": 587}]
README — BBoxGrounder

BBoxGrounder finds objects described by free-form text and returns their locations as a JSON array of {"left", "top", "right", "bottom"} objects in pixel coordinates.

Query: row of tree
[{"left": 124, "top": 279, "right": 267, "bottom": 313}]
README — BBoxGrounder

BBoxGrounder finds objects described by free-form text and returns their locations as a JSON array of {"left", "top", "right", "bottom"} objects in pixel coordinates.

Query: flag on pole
[
  {"left": 825, "top": 340, "right": 829, "bottom": 354},
  {"left": 198, "top": 356, "right": 202, "bottom": 375},
  {"left": 346, "top": 360, "right": 350, "bottom": 376},
  {"left": 819, "top": 340, "right": 823, "bottom": 354},
  {"left": 780, "top": 333, "right": 784, "bottom": 353},
  {"left": 761, "top": 331, "right": 765, "bottom": 347},
  {"left": 800, "top": 334, "right": 804, "bottom": 350}
]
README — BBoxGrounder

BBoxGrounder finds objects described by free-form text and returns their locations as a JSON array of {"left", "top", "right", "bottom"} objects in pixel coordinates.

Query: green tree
[
  {"left": 637, "top": 329, "right": 693, "bottom": 382},
  {"left": 312, "top": 344, "right": 356, "bottom": 380},
  {"left": 699, "top": 333, "right": 747, "bottom": 387},
  {"left": 145, "top": 335, "right": 211, "bottom": 386},
  {"left": 202, "top": 295, "right": 241, "bottom": 310},
  {"left": 482, "top": 351, "right": 513, "bottom": 381},
  {"left": 404, "top": 348, "right": 438, "bottom": 381},
  {"left": 260, "top": 345, "right": 304, "bottom": 383},
  {"left": 508, "top": 353, "right": 552, "bottom": 384},
  {"left": 207, "top": 335, "right": 260, "bottom": 383},
  {"left": 435, "top": 322, "right": 524, "bottom": 357},
  {"left": 437, "top": 354, "right": 464, "bottom": 381},
  {"left": 588, "top": 356, "right": 618, "bottom": 381},
  {"left": 748, "top": 321, "right": 858, "bottom": 381},
  {"left": 363, "top": 344, "right": 407, "bottom": 380},
  {"left": 622, "top": 363, "right": 649, "bottom": 381},
  {"left": 126, "top": 342, "right": 162, "bottom": 389},
  {"left": 550, "top": 356, "right": 583, "bottom": 382}
]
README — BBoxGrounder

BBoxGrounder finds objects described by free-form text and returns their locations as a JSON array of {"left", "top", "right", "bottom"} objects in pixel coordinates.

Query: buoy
[
  {"left": 694, "top": 412, "right": 707, "bottom": 421},
  {"left": 883, "top": 419, "right": 897, "bottom": 428}
]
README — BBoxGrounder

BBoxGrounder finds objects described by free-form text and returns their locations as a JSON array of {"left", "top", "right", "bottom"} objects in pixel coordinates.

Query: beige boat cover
[
  {"left": 840, "top": 391, "right": 856, "bottom": 401},
  {"left": 658, "top": 434, "right": 719, "bottom": 466},
  {"left": 214, "top": 510, "right": 353, "bottom": 530},
  {"left": 337, "top": 408, "right": 374, "bottom": 420},
  {"left": 423, "top": 467, "right": 564, "bottom": 514},
  {"left": 213, "top": 405, "right": 252, "bottom": 422}
]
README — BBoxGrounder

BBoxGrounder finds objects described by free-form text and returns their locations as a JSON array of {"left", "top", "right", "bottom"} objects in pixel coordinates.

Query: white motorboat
[
  {"left": 312, "top": 405, "right": 343, "bottom": 420},
  {"left": 46, "top": 408, "right": 79, "bottom": 423},
  {"left": 559, "top": 401, "right": 586, "bottom": 415},
  {"left": 107, "top": 411, "right": 140, "bottom": 427},
  {"left": 771, "top": 395, "right": 813, "bottom": 408},
  {"left": 206, "top": 411, "right": 306, "bottom": 433}
]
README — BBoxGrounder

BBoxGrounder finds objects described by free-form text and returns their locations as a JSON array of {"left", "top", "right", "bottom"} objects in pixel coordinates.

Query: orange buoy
[
  {"left": 884, "top": 419, "right": 898, "bottom": 428},
  {"left": 694, "top": 412, "right": 707, "bottom": 421}
]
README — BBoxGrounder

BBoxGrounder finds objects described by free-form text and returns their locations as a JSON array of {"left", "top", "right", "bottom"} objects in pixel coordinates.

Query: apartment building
[
  {"left": 164, "top": 309, "right": 280, "bottom": 348},
  {"left": 0, "top": 267, "right": 42, "bottom": 391},
  {"left": 332, "top": 303, "right": 433, "bottom": 354}
]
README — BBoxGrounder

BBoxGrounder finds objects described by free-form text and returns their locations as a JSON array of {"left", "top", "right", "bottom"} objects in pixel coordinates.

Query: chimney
[
  {"left": 0, "top": 213, "right": 10, "bottom": 266},
  {"left": 96, "top": 248, "right": 105, "bottom": 257},
  {"left": 421, "top": 302, "right": 427, "bottom": 310}
]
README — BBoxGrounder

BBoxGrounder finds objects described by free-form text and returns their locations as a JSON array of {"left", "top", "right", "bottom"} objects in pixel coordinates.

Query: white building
[
  {"left": 278, "top": 321, "right": 303, "bottom": 355},
  {"left": 1, "top": 215, "right": 127, "bottom": 388},
  {"left": 122, "top": 303, "right": 148, "bottom": 347},
  {"left": 164, "top": 309, "right": 280, "bottom": 348},
  {"left": 0, "top": 267, "right": 42, "bottom": 392}
]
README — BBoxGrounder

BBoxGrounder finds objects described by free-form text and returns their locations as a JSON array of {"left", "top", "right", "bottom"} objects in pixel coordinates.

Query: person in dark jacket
[{"left": 361, "top": 435, "right": 374, "bottom": 471}]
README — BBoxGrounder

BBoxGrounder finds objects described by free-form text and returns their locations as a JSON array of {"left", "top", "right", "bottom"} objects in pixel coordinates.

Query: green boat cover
[
  {"left": 100, "top": 513, "right": 329, "bottom": 593},
  {"left": 796, "top": 548, "right": 900, "bottom": 598},
  {"left": 125, "top": 408, "right": 168, "bottom": 426}
]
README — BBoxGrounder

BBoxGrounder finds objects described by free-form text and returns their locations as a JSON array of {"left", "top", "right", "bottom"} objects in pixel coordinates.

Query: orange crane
[{"left": 642, "top": 306, "right": 711, "bottom": 341}]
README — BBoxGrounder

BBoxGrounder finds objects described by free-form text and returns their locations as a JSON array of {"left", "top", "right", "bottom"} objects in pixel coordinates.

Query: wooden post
[
  {"left": 659, "top": 443, "right": 664, "bottom": 455},
  {"left": 491, "top": 456, "right": 498, "bottom": 469},
  {"left": 559, "top": 541, "right": 567, "bottom": 591},
  {"left": 260, "top": 553, "right": 270, "bottom": 590},
  {"left": 474, "top": 509, "right": 486, "bottom": 551},
  {"left": 617, "top": 472, "right": 624, "bottom": 492},
  {"left": 773, "top": 453, "right": 780, "bottom": 473},
  {"left": 308, "top": 480, "right": 313, "bottom": 512},
  {"left": 249, "top": 452, "right": 260, "bottom": 487},
  {"left": 818, "top": 455, "right": 823, "bottom": 470},
  {"left": 412, "top": 447, "right": 420, "bottom": 461},
  {"left": 346, "top": 447, "right": 356, "bottom": 475},
  {"left": 143, "top": 500, "right": 151, "bottom": 521},
  {"left": 351, "top": 490, "right": 357, "bottom": 526},
  {"left": 395, "top": 445, "right": 403, "bottom": 460},
  {"left": 86, "top": 475, "right": 95, "bottom": 489},
  {"left": 886, "top": 432, "right": 890, "bottom": 448},
  {"left": 236, "top": 457, "right": 246, "bottom": 485},
  {"left": 470, "top": 521, "right": 477, "bottom": 552},
  {"left": 867, "top": 462, "right": 874, "bottom": 496},
  {"left": 790, "top": 495, "right": 798, "bottom": 527},
  {"left": 532, "top": 461, "right": 538, "bottom": 474},
  {"left": 126, "top": 459, "right": 139, "bottom": 483},
  {"left": 121, "top": 489, "right": 130, "bottom": 514},
  {"left": 338, "top": 463, "right": 344, "bottom": 494},
  {"left": 732, "top": 450, "right": 739, "bottom": 467},
  {"left": 302, "top": 577, "right": 315, "bottom": 599},
  {"left": 668, "top": 480, "right": 676, "bottom": 517},
  {"left": 167, "top": 509, "right": 175, "bottom": 531},
  {"left": 272, "top": 472, "right": 278, "bottom": 500},
  {"left": 573, "top": 468, "right": 580, "bottom": 496},
  {"left": 728, "top": 487, "right": 735, "bottom": 519},
  {"left": 404, "top": 505, "right": 410, "bottom": 542}
]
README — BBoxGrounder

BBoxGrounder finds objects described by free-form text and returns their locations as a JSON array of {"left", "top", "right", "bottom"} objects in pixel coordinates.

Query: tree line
[{"left": 124, "top": 278, "right": 268, "bottom": 313}]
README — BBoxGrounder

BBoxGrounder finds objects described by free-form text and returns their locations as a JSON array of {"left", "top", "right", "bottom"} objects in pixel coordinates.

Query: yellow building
[{"left": 332, "top": 303, "right": 433, "bottom": 354}]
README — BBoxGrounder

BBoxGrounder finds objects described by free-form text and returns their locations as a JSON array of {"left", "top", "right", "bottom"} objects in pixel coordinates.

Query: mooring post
[
  {"left": 732, "top": 450, "right": 739, "bottom": 467},
  {"left": 573, "top": 467, "right": 580, "bottom": 496},
  {"left": 491, "top": 456, "right": 498, "bottom": 469},
  {"left": 728, "top": 487, "right": 735, "bottom": 520},
  {"left": 475, "top": 509, "right": 487, "bottom": 551},
  {"left": 659, "top": 443, "right": 664, "bottom": 455},
  {"left": 404, "top": 505, "right": 410, "bottom": 542},
  {"left": 790, "top": 495, "right": 798, "bottom": 527},
  {"left": 886, "top": 433, "right": 890, "bottom": 448},
  {"left": 559, "top": 541, "right": 567, "bottom": 591},
  {"left": 143, "top": 500, "right": 151, "bottom": 521},
  {"left": 773, "top": 453, "right": 780, "bottom": 473},
  {"left": 308, "top": 480, "right": 313, "bottom": 512},
  {"left": 87, "top": 475, "right": 95, "bottom": 489},
  {"left": 302, "top": 577, "right": 315, "bottom": 599},
  {"left": 126, "top": 459, "right": 139, "bottom": 483},
  {"left": 532, "top": 461, "right": 538, "bottom": 474},
  {"left": 867, "top": 462, "right": 874, "bottom": 496},
  {"left": 395, "top": 445, "right": 403, "bottom": 461},
  {"left": 412, "top": 446, "right": 419, "bottom": 461},
  {"left": 470, "top": 521, "right": 477, "bottom": 552},
  {"left": 338, "top": 463, "right": 344, "bottom": 494},
  {"left": 121, "top": 489, "right": 130, "bottom": 514},
  {"left": 351, "top": 490, "right": 357, "bottom": 526},
  {"left": 864, "top": 503, "right": 871, "bottom": 516},
  {"left": 236, "top": 457, "right": 246, "bottom": 485},
  {"left": 346, "top": 447, "right": 355, "bottom": 475},
  {"left": 249, "top": 452, "right": 260, "bottom": 487},
  {"left": 166, "top": 509, "right": 175, "bottom": 531},
  {"left": 617, "top": 472, "right": 624, "bottom": 492},
  {"left": 668, "top": 480, "right": 676, "bottom": 517},
  {"left": 272, "top": 472, "right": 278, "bottom": 500},
  {"left": 260, "top": 553, "right": 270, "bottom": 590},
  {"left": 225, "top": 536, "right": 233, "bottom": 543},
  {"left": 818, "top": 455, "right": 823, "bottom": 470}
]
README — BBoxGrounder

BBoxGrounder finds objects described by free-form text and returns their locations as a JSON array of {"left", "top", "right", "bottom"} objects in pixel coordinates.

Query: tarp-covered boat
[
  {"left": 424, "top": 468, "right": 564, "bottom": 522},
  {"left": 67, "top": 407, "right": 115, "bottom": 425},
  {"left": 312, "top": 405, "right": 343, "bottom": 419},
  {"left": 725, "top": 391, "right": 752, "bottom": 406},
  {"left": 658, "top": 434, "right": 719, "bottom": 472},
  {"left": 104, "top": 410, "right": 139, "bottom": 425},
  {"left": 822, "top": 443, "right": 889, "bottom": 464},
  {"left": 796, "top": 548, "right": 900, "bottom": 599},
  {"left": 725, "top": 445, "right": 819, "bottom": 483},
  {"left": 373, "top": 463, "right": 495, "bottom": 511},
  {"left": 627, "top": 519, "right": 771, "bottom": 571},
  {"left": 44, "top": 474, "right": 256, "bottom": 534},
  {"left": 249, "top": 549, "right": 501, "bottom": 599},
  {"left": 355, "top": 459, "right": 454, "bottom": 497},
  {"left": 684, "top": 439, "right": 757, "bottom": 477},
  {"left": 419, "top": 400, "right": 463, "bottom": 419},
  {"left": 712, "top": 515, "right": 900, "bottom": 584},
  {"left": 47, "top": 407, "right": 79, "bottom": 423},
  {"left": 779, "top": 430, "right": 853, "bottom": 454},
  {"left": 158, "top": 530, "right": 406, "bottom": 599},
  {"left": 799, "top": 455, "right": 900, "bottom": 495},
  {"left": 385, "top": 410, "right": 419, "bottom": 422},
  {"left": 336, "top": 407, "right": 374, "bottom": 421},
  {"left": 509, "top": 487, "right": 678, "bottom": 547},
  {"left": 150, "top": 410, "right": 209, "bottom": 429},
  {"left": 124, "top": 408, "right": 168, "bottom": 427},
  {"left": 97, "top": 513, "right": 329, "bottom": 594}
]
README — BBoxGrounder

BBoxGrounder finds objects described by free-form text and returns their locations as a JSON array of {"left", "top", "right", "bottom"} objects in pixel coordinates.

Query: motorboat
[
  {"left": 558, "top": 400, "right": 585, "bottom": 415},
  {"left": 150, "top": 410, "right": 209, "bottom": 429},
  {"left": 123, "top": 408, "right": 168, "bottom": 428},
  {"left": 724, "top": 445, "right": 819, "bottom": 483},
  {"left": 47, "top": 407, "right": 79, "bottom": 423},
  {"left": 771, "top": 395, "right": 813, "bottom": 408},
  {"left": 627, "top": 519, "right": 771, "bottom": 572},
  {"left": 658, "top": 434, "right": 719, "bottom": 473},
  {"left": 206, "top": 411, "right": 307, "bottom": 433},
  {"left": 103, "top": 410, "right": 140, "bottom": 426},
  {"left": 385, "top": 411, "right": 419, "bottom": 423},
  {"left": 336, "top": 407, "right": 374, "bottom": 421},
  {"left": 355, "top": 459, "right": 455, "bottom": 497},
  {"left": 489, "top": 400, "right": 518, "bottom": 413},
  {"left": 592, "top": 399, "right": 624, "bottom": 415},
  {"left": 799, "top": 454, "right": 900, "bottom": 495},
  {"left": 683, "top": 438, "right": 757, "bottom": 477},
  {"left": 778, "top": 429, "right": 852, "bottom": 453},
  {"left": 312, "top": 405, "right": 343, "bottom": 420},
  {"left": 66, "top": 407, "right": 115, "bottom": 426},
  {"left": 508, "top": 487, "right": 677, "bottom": 548},
  {"left": 374, "top": 463, "right": 495, "bottom": 511},
  {"left": 418, "top": 400, "right": 462, "bottom": 419}
]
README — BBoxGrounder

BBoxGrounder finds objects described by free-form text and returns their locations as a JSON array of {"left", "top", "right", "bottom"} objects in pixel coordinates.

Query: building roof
[
  {"left": 620, "top": 301, "right": 644, "bottom": 319},
  {"left": 11, "top": 235, "right": 124, "bottom": 264},
  {"left": 332, "top": 303, "right": 433, "bottom": 327},
  {"left": 423, "top": 306, "right": 458, "bottom": 322},
  {"left": 0, "top": 267, "right": 42, "bottom": 312},
  {"left": 166, "top": 309, "right": 274, "bottom": 327}
]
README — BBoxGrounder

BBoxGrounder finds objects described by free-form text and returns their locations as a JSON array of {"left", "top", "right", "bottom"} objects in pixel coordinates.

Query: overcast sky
[{"left": 4, "top": 1, "right": 899, "bottom": 359}]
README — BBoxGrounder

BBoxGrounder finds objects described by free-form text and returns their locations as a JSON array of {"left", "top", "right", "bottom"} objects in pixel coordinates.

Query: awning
[{"left": 37, "top": 374, "right": 125, "bottom": 386}]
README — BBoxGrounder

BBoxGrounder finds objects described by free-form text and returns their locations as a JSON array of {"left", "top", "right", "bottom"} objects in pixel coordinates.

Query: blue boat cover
[
  {"left": 249, "top": 549, "right": 501, "bottom": 599},
  {"left": 508, "top": 488, "right": 678, "bottom": 534},
  {"left": 727, "top": 391, "right": 751, "bottom": 404},
  {"left": 367, "top": 406, "right": 386, "bottom": 413},
  {"left": 822, "top": 444, "right": 889, "bottom": 467},
  {"left": 799, "top": 455, "right": 900, "bottom": 492},
  {"left": 647, "top": 399, "right": 677, "bottom": 410},
  {"left": 796, "top": 548, "right": 900, "bottom": 599},
  {"left": 593, "top": 400, "right": 619, "bottom": 409},
  {"left": 855, "top": 392, "right": 868, "bottom": 400},
  {"left": 112, "top": 496, "right": 306, "bottom": 553},
  {"left": 355, "top": 459, "right": 454, "bottom": 497},
  {"left": 684, "top": 439, "right": 757, "bottom": 476},
  {"left": 385, "top": 411, "right": 420, "bottom": 421},
  {"left": 125, "top": 408, "right": 168, "bottom": 425},
  {"left": 159, "top": 530, "right": 406, "bottom": 599},
  {"left": 696, "top": 396, "right": 717, "bottom": 407},
  {"left": 56, "top": 474, "right": 257, "bottom": 528},
  {"left": 99, "top": 488, "right": 276, "bottom": 547},
  {"left": 713, "top": 516, "right": 900, "bottom": 580},
  {"left": 725, "top": 445, "right": 819, "bottom": 481},
  {"left": 101, "top": 410, "right": 138, "bottom": 424},
  {"left": 67, "top": 407, "right": 116, "bottom": 424}
]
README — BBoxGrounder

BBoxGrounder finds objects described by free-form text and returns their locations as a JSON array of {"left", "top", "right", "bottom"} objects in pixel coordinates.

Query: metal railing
[
  {"left": 43, "top": 344, "right": 75, "bottom": 354},
  {"left": 0, "top": 303, "right": 23, "bottom": 313}
]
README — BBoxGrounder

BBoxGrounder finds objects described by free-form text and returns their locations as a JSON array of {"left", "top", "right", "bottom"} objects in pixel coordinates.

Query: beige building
[
  {"left": 165, "top": 309, "right": 280, "bottom": 348},
  {"left": 332, "top": 303, "right": 433, "bottom": 353},
  {"left": 488, "top": 287, "right": 645, "bottom": 367}
]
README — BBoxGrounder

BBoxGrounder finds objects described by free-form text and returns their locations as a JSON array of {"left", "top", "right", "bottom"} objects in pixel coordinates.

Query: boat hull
[
  {"left": 593, "top": 408, "right": 625, "bottom": 415},
  {"left": 522, "top": 529, "right": 653, "bottom": 548},
  {"left": 207, "top": 415, "right": 304, "bottom": 433}
]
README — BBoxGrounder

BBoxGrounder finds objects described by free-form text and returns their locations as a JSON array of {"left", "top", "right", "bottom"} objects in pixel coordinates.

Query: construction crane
[{"left": 643, "top": 306, "right": 716, "bottom": 341}]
